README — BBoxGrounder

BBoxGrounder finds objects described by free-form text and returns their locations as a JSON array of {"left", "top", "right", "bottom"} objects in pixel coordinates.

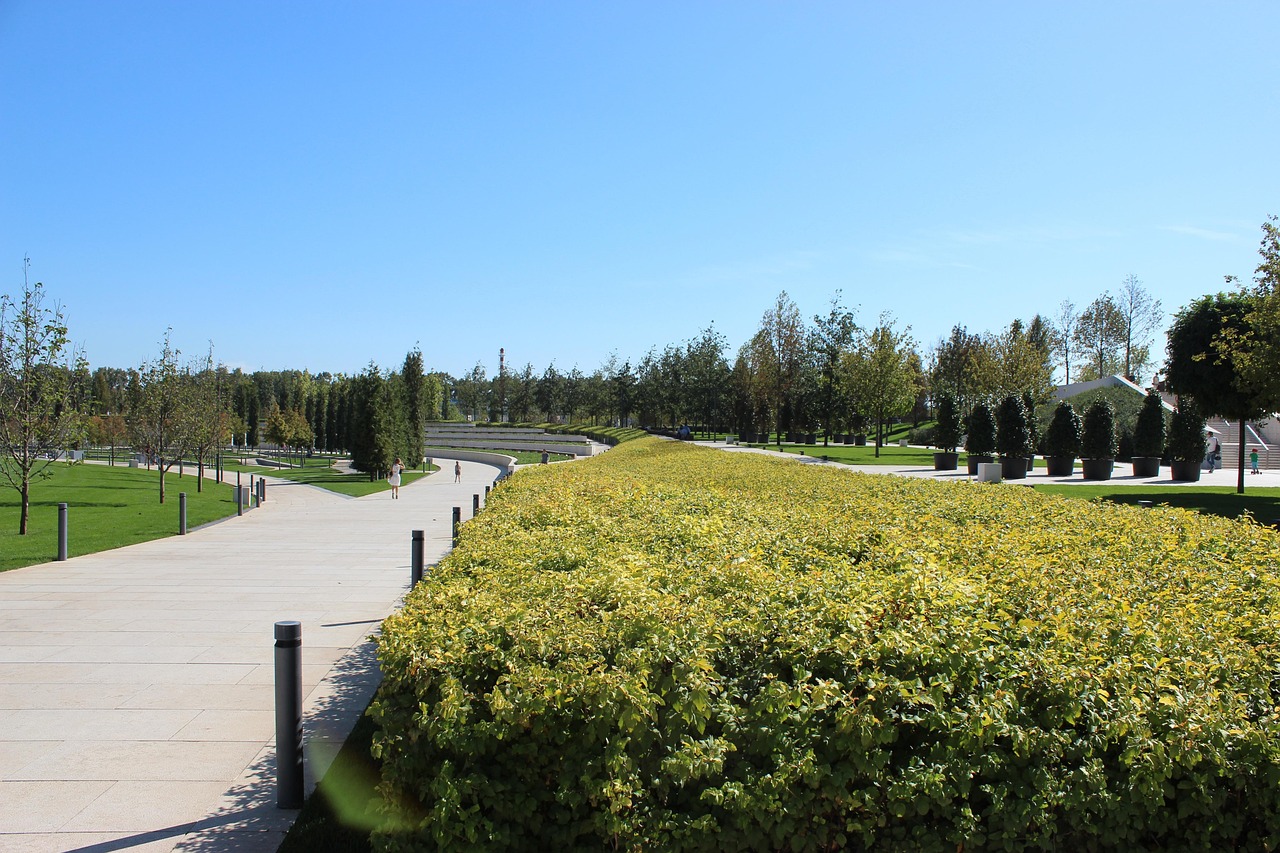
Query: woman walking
[{"left": 388, "top": 457, "right": 404, "bottom": 499}]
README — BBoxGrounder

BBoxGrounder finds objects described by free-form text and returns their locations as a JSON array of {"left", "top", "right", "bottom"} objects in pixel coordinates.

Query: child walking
[{"left": 1251, "top": 448, "right": 1261, "bottom": 475}]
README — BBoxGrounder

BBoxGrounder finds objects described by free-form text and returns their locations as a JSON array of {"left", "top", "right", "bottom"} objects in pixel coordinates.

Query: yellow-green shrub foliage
[{"left": 373, "top": 438, "right": 1280, "bottom": 852}]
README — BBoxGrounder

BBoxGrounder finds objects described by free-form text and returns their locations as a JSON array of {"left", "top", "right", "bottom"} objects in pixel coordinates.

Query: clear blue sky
[{"left": 2, "top": 2, "right": 1277, "bottom": 380}]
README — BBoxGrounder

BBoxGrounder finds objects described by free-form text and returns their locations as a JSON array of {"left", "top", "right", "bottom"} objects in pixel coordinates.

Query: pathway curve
[{"left": 0, "top": 457, "right": 505, "bottom": 852}]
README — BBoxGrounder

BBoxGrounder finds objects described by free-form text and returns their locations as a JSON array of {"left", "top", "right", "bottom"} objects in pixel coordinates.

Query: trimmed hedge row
[{"left": 373, "top": 438, "right": 1280, "bottom": 851}]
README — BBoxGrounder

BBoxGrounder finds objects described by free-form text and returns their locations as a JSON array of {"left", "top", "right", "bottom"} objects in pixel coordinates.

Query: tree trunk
[
  {"left": 19, "top": 480, "right": 29, "bottom": 535},
  {"left": 197, "top": 461, "right": 204, "bottom": 493},
  {"left": 1238, "top": 419, "right": 1246, "bottom": 495},
  {"left": 159, "top": 466, "right": 166, "bottom": 504}
]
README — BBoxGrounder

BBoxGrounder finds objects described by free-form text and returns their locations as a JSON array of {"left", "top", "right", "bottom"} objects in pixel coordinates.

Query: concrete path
[
  {"left": 706, "top": 441, "right": 1280, "bottom": 489},
  {"left": 0, "top": 458, "right": 505, "bottom": 853}
]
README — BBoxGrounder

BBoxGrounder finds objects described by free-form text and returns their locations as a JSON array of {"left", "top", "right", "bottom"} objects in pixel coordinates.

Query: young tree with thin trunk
[
  {"left": 129, "top": 330, "right": 198, "bottom": 504},
  {"left": 0, "top": 260, "right": 83, "bottom": 534},
  {"left": 1052, "top": 300, "right": 1079, "bottom": 386},
  {"left": 1116, "top": 275, "right": 1163, "bottom": 383},
  {"left": 1074, "top": 295, "right": 1127, "bottom": 380},
  {"left": 754, "top": 291, "right": 806, "bottom": 446},
  {"left": 845, "top": 313, "right": 919, "bottom": 457}
]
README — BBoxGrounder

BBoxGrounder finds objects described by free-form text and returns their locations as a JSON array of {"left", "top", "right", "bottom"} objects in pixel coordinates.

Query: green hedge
[{"left": 373, "top": 439, "right": 1280, "bottom": 851}]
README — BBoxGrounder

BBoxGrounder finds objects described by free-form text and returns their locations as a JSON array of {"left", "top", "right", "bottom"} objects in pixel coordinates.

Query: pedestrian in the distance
[
  {"left": 1206, "top": 434, "right": 1220, "bottom": 472},
  {"left": 541, "top": 450, "right": 550, "bottom": 464},
  {"left": 454, "top": 460, "right": 462, "bottom": 482},
  {"left": 388, "top": 457, "right": 404, "bottom": 499},
  {"left": 1251, "top": 448, "right": 1260, "bottom": 475}
]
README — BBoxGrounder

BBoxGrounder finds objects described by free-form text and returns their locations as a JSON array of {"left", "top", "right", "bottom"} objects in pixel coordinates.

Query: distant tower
[{"left": 498, "top": 348, "right": 508, "bottom": 422}]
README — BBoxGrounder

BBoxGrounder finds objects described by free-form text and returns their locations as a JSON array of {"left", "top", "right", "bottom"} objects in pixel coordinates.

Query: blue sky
[{"left": 2, "top": 2, "right": 1277, "bottom": 379}]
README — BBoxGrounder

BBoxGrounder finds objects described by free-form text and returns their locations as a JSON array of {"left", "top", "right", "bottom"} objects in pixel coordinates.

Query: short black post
[
  {"left": 1137, "top": 500, "right": 1154, "bottom": 509},
  {"left": 452, "top": 506, "right": 461, "bottom": 547},
  {"left": 411, "top": 529, "right": 424, "bottom": 586},
  {"left": 249, "top": 475, "right": 256, "bottom": 508},
  {"left": 473, "top": 493, "right": 480, "bottom": 516},
  {"left": 274, "top": 621, "right": 304, "bottom": 809},
  {"left": 259, "top": 478, "right": 266, "bottom": 504},
  {"left": 179, "top": 492, "right": 188, "bottom": 535},
  {"left": 236, "top": 482, "right": 243, "bottom": 516},
  {"left": 57, "top": 503, "right": 68, "bottom": 561}
]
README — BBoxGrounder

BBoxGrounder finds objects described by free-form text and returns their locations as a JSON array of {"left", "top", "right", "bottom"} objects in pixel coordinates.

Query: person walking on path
[
  {"left": 1206, "top": 433, "right": 1220, "bottom": 472},
  {"left": 454, "top": 460, "right": 463, "bottom": 482},
  {"left": 388, "top": 456, "right": 404, "bottom": 499},
  {"left": 1251, "top": 448, "right": 1261, "bottom": 475}
]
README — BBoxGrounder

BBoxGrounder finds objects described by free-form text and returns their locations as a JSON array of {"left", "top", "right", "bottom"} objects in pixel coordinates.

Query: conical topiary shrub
[
  {"left": 1042, "top": 401, "right": 1081, "bottom": 476},
  {"left": 1167, "top": 402, "right": 1207, "bottom": 482},
  {"left": 933, "top": 393, "right": 962, "bottom": 470},
  {"left": 1081, "top": 398, "right": 1118, "bottom": 480},
  {"left": 965, "top": 402, "right": 997, "bottom": 475},
  {"left": 1132, "top": 390, "right": 1166, "bottom": 477},
  {"left": 995, "top": 395, "right": 1032, "bottom": 479}
]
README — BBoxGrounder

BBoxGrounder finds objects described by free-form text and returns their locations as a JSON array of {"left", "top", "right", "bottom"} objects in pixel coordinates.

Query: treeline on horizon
[
  {"left": 12, "top": 214, "right": 1280, "bottom": 486},
  {"left": 66, "top": 271, "right": 1160, "bottom": 466}
]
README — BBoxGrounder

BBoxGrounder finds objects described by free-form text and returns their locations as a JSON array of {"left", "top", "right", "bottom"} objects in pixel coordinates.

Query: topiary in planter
[
  {"left": 1081, "top": 399, "right": 1118, "bottom": 460},
  {"left": 996, "top": 395, "right": 1032, "bottom": 459},
  {"left": 965, "top": 402, "right": 997, "bottom": 475},
  {"left": 1042, "top": 401, "right": 1081, "bottom": 476},
  {"left": 1081, "top": 398, "right": 1118, "bottom": 480},
  {"left": 934, "top": 393, "right": 962, "bottom": 453},
  {"left": 1132, "top": 390, "right": 1167, "bottom": 477},
  {"left": 1167, "top": 402, "right": 1207, "bottom": 482}
]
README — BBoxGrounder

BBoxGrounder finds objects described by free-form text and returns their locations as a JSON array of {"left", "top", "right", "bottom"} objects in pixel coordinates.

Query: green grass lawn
[
  {"left": 744, "top": 442, "right": 953, "bottom": 467},
  {"left": 0, "top": 462, "right": 238, "bottom": 572},
  {"left": 1033, "top": 484, "right": 1280, "bottom": 523},
  {"left": 223, "top": 459, "right": 434, "bottom": 498}
]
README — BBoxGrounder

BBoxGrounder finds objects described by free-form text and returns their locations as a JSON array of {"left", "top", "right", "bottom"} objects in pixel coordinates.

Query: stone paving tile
[
  {"left": 62, "top": 780, "right": 236, "bottom": 833},
  {"left": 0, "top": 780, "right": 113, "bottom": 832},
  {"left": 9, "top": 740, "right": 266, "bottom": 782},
  {"left": 4, "top": 709, "right": 200, "bottom": 741},
  {"left": 120, "top": 684, "right": 274, "bottom": 712},
  {"left": 0, "top": 683, "right": 146, "bottom": 711}
]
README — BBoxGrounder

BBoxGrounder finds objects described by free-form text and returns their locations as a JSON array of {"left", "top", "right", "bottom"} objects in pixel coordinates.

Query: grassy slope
[
  {"left": 1034, "top": 483, "right": 1280, "bottom": 523},
  {"left": 224, "top": 460, "right": 433, "bottom": 498},
  {"left": 0, "top": 462, "right": 237, "bottom": 571}
]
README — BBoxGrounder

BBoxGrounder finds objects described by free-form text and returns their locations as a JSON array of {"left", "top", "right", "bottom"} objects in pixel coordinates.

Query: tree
[
  {"left": 1165, "top": 292, "right": 1266, "bottom": 494},
  {"left": 509, "top": 363, "right": 537, "bottom": 423},
  {"left": 0, "top": 261, "right": 83, "bottom": 534},
  {"left": 810, "top": 294, "right": 858, "bottom": 446},
  {"left": 1116, "top": 275, "right": 1163, "bottom": 382},
  {"left": 934, "top": 392, "right": 961, "bottom": 453},
  {"left": 753, "top": 292, "right": 806, "bottom": 445},
  {"left": 1073, "top": 295, "right": 1126, "bottom": 380},
  {"left": 1052, "top": 300, "right": 1079, "bottom": 386},
  {"left": 845, "top": 314, "right": 919, "bottom": 457},
  {"left": 402, "top": 349, "right": 428, "bottom": 453},
  {"left": 129, "top": 330, "right": 198, "bottom": 503},
  {"left": 684, "top": 325, "right": 730, "bottom": 435},
  {"left": 928, "top": 326, "right": 987, "bottom": 417},
  {"left": 1223, "top": 216, "right": 1280, "bottom": 437},
  {"left": 188, "top": 348, "right": 233, "bottom": 491},
  {"left": 995, "top": 395, "right": 1032, "bottom": 459}
]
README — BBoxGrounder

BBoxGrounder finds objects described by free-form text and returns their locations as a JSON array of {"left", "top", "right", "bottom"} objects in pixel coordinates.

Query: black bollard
[
  {"left": 452, "top": 506, "right": 461, "bottom": 548},
  {"left": 411, "top": 529, "right": 424, "bottom": 586},
  {"left": 473, "top": 493, "right": 480, "bottom": 516},
  {"left": 259, "top": 478, "right": 266, "bottom": 504},
  {"left": 1137, "top": 500, "right": 1154, "bottom": 509},
  {"left": 236, "top": 482, "right": 243, "bottom": 517},
  {"left": 274, "top": 621, "right": 304, "bottom": 809},
  {"left": 57, "top": 503, "right": 68, "bottom": 561},
  {"left": 179, "top": 492, "right": 188, "bottom": 535}
]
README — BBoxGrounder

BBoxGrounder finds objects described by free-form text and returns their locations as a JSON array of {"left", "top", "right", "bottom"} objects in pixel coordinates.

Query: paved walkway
[{"left": 0, "top": 458, "right": 506, "bottom": 852}]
